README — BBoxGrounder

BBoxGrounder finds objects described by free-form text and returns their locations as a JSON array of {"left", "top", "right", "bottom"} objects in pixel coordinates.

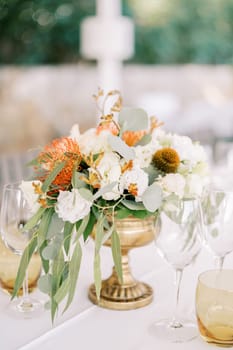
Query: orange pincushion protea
[
  {"left": 122, "top": 130, "right": 146, "bottom": 147},
  {"left": 37, "top": 137, "right": 81, "bottom": 189}
]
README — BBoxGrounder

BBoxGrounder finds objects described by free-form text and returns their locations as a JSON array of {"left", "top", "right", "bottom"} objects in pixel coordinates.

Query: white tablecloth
[{"left": 0, "top": 241, "right": 232, "bottom": 350}]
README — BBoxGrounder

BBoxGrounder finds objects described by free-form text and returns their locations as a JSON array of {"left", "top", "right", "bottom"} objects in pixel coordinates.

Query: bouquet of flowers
[{"left": 13, "top": 90, "right": 208, "bottom": 319}]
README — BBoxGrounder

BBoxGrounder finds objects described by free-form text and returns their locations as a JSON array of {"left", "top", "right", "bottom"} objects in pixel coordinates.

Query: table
[{"left": 0, "top": 241, "right": 232, "bottom": 350}]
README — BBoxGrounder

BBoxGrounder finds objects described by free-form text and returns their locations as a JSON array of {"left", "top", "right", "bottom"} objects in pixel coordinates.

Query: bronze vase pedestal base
[{"left": 88, "top": 216, "right": 157, "bottom": 310}]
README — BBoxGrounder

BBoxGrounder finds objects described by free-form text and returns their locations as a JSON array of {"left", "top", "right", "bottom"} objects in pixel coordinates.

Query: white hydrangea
[
  {"left": 55, "top": 189, "right": 92, "bottom": 224},
  {"left": 134, "top": 144, "right": 154, "bottom": 168},
  {"left": 20, "top": 180, "right": 42, "bottom": 214},
  {"left": 167, "top": 134, "right": 207, "bottom": 167},
  {"left": 158, "top": 173, "right": 186, "bottom": 198}
]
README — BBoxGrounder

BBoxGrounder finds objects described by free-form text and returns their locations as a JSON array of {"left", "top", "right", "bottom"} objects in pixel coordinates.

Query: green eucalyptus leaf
[
  {"left": 122, "top": 199, "right": 145, "bottom": 211},
  {"left": 102, "top": 224, "right": 114, "bottom": 245},
  {"left": 39, "top": 241, "right": 49, "bottom": 273},
  {"left": 12, "top": 235, "right": 38, "bottom": 298},
  {"left": 95, "top": 214, "right": 105, "bottom": 252},
  {"left": 143, "top": 165, "right": 162, "bottom": 184},
  {"left": 52, "top": 248, "right": 65, "bottom": 290},
  {"left": 111, "top": 230, "right": 123, "bottom": 284},
  {"left": 38, "top": 274, "right": 52, "bottom": 294},
  {"left": 63, "top": 241, "right": 82, "bottom": 313},
  {"left": 51, "top": 297, "right": 58, "bottom": 323},
  {"left": 41, "top": 161, "right": 66, "bottom": 193},
  {"left": 75, "top": 213, "right": 90, "bottom": 241},
  {"left": 79, "top": 188, "right": 93, "bottom": 202},
  {"left": 135, "top": 134, "right": 152, "bottom": 146},
  {"left": 108, "top": 135, "right": 135, "bottom": 160},
  {"left": 94, "top": 252, "right": 101, "bottom": 300},
  {"left": 46, "top": 213, "right": 64, "bottom": 239},
  {"left": 54, "top": 278, "right": 70, "bottom": 304},
  {"left": 42, "top": 242, "right": 60, "bottom": 260},
  {"left": 93, "top": 182, "right": 118, "bottom": 200},
  {"left": 63, "top": 222, "right": 74, "bottom": 255},
  {"left": 142, "top": 183, "right": 163, "bottom": 212},
  {"left": 72, "top": 171, "right": 87, "bottom": 189},
  {"left": 118, "top": 107, "right": 148, "bottom": 132},
  {"left": 83, "top": 212, "right": 97, "bottom": 241},
  {"left": 37, "top": 208, "right": 54, "bottom": 247},
  {"left": 23, "top": 207, "right": 46, "bottom": 231}
]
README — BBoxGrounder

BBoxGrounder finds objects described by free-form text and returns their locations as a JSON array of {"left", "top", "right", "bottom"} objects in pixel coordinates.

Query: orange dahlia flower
[{"left": 37, "top": 137, "right": 81, "bottom": 190}]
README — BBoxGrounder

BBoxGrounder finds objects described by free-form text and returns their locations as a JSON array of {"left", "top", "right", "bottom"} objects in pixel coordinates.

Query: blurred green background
[{"left": 0, "top": 0, "right": 233, "bottom": 65}]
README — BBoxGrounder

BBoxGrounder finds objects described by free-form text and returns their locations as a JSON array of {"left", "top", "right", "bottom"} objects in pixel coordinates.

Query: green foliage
[
  {"left": 111, "top": 230, "right": 123, "bottom": 284},
  {"left": 108, "top": 135, "right": 136, "bottom": 161},
  {"left": 125, "top": 0, "right": 233, "bottom": 64},
  {"left": 119, "top": 108, "right": 148, "bottom": 132},
  {"left": 0, "top": 0, "right": 95, "bottom": 64},
  {"left": 1, "top": 0, "right": 233, "bottom": 64}
]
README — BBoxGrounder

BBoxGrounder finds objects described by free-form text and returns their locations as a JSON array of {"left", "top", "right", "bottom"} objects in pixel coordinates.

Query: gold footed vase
[{"left": 88, "top": 216, "right": 157, "bottom": 310}]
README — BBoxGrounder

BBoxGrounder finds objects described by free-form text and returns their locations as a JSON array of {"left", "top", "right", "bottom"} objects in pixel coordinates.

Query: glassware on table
[
  {"left": 196, "top": 269, "right": 233, "bottom": 347},
  {"left": 200, "top": 189, "right": 233, "bottom": 269},
  {"left": 0, "top": 237, "right": 41, "bottom": 295},
  {"left": 150, "top": 198, "right": 202, "bottom": 342},
  {"left": 0, "top": 183, "right": 42, "bottom": 316}
]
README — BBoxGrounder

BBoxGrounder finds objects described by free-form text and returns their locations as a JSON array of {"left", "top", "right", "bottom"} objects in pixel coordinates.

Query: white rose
[
  {"left": 159, "top": 173, "right": 186, "bottom": 198},
  {"left": 184, "top": 174, "right": 203, "bottom": 198},
  {"left": 55, "top": 189, "right": 92, "bottom": 223},
  {"left": 20, "top": 180, "right": 42, "bottom": 214},
  {"left": 120, "top": 167, "right": 149, "bottom": 200}
]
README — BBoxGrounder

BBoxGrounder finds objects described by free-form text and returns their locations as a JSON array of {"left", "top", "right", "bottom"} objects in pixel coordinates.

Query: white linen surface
[{"left": 0, "top": 240, "right": 231, "bottom": 350}]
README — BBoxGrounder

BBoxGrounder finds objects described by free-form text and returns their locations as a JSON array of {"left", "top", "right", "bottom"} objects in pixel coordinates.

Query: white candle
[{"left": 97, "top": 0, "right": 121, "bottom": 18}]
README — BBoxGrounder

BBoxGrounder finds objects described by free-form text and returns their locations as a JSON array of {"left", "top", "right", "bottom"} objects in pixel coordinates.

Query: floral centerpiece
[{"left": 13, "top": 90, "right": 208, "bottom": 320}]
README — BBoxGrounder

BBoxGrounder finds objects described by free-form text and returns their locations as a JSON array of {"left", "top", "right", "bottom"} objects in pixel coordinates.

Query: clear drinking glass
[
  {"left": 150, "top": 198, "right": 202, "bottom": 342},
  {"left": 196, "top": 269, "right": 233, "bottom": 347},
  {"left": 200, "top": 189, "right": 233, "bottom": 269},
  {"left": 0, "top": 183, "right": 42, "bottom": 316}
]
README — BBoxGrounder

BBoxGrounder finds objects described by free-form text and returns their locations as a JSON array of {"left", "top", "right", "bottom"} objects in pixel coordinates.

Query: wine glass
[
  {"left": 150, "top": 198, "right": 202, "bottom": 342},
  {"left": 0, "top": 182, "right": 42, "bottom": 316},
  {"left": 200, "top": 189, "right": 233, "bottom": 269},
  {"left": 196, "top": 269, "right": 233, "bottom": 347}
]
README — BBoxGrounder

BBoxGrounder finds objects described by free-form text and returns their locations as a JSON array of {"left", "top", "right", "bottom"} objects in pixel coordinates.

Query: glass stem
[
  {"left": 215, "top": 256, "right": 224, "bottom": 270},
  {"left": 22, "top": 268, "right": 29, "bottom": 301},
  {"left": 17, "top": 268, "right": 33, "bottom": 312},
  {"left": 170, "top": 268, "right": 183, "bottom": 328}
]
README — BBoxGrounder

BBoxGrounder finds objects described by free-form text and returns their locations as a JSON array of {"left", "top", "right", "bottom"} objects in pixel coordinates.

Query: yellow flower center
[{"left": 152, "top": 147, "right": 180, "bottom": 173}]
